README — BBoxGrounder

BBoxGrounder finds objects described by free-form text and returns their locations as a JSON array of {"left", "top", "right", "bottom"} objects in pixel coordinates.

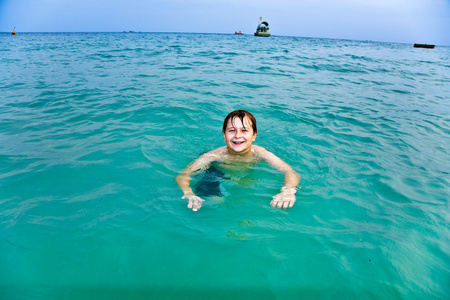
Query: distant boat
[
  {"left": 235, "top": 31, "right": 244, "bottom": 35},
  {"left": 11, "top": 26, "right": 17, "bottom": 36},
  {"left": 254, "top": 19, "right": 270, "bottom": 37},
  {"left": 414, "top": 43, "right": 435, "bottom": 49}
]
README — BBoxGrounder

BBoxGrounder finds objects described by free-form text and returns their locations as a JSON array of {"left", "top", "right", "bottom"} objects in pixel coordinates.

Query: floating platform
[{"left": 414, "top": 44, "right": 435, "bottom": 49}]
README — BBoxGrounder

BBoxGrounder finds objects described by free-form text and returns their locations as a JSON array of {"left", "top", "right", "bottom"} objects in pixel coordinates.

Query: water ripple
[{"left": 1, "top": 33, "right": 449, "bottom": 299}]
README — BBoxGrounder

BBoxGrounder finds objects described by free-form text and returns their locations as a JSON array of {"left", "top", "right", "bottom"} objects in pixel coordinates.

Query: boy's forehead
[{"left": 228, "top": 116, "right": 252, "bottom": 128}]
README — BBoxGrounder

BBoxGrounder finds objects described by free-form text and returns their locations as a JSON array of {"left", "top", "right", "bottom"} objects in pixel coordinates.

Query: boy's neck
[{"left": 226, "top": 146, "right": 255, "bottom": 157}]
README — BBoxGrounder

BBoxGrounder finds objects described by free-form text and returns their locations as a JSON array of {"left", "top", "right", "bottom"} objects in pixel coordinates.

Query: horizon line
[{"left": 2, "top": 31, "right": 446, "bottom": 47}]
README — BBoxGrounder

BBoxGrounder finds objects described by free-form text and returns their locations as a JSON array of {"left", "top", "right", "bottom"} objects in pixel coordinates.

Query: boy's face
[{"left": 223, "top": 116, "right": 257, "bottom": 155}]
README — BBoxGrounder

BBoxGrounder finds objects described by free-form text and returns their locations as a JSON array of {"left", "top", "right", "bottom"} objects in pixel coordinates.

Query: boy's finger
[
  {"left": 187, "top": 198, "right": 195, "bottom": 209},
  {"left": 193, "top": 201, "right": 200, "bottom": 211}
]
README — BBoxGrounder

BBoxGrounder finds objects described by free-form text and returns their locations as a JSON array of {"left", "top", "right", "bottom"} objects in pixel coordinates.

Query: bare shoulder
[
  {"left": 252, "top": 145, "right": 273, "bottom": 158},
  {"left": 194, "top": 146, "right": 227, "bottom": 164},
  {"left": 182, "top": 147, "right": 225, "bottom": 174},
  {"left": 202, "top": 146, "right": 227, "bottom": 159}
]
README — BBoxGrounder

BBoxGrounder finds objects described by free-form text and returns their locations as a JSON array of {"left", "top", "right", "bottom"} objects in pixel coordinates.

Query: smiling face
[{"left": 223, "top": 116, "right": 257, "bottom": 155}]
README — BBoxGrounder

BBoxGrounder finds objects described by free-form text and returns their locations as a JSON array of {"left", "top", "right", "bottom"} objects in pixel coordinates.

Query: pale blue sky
[{"left": 1, "top": 0, "right": 449, "bottom": 45}]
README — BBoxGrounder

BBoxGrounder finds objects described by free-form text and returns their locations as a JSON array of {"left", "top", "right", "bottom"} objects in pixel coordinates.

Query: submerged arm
[
  {"left": 175, "top": 152, "right": 215, "bottom": 211},
  {"left": 255, "top": 146, "right": 300, "bottom": 209}
]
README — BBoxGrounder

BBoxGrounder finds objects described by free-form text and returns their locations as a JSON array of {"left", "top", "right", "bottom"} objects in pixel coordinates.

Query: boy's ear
[
  {"left": 252, "top": 132, "right": 257, "bottom": 141},
  {"left": 223, "top": 132, "right": 226, "bottom": 140}
]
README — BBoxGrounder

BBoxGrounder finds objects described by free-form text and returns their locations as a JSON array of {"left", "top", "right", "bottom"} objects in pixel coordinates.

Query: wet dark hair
[{"left": 222, "top": 110, "right": 257, "bottom": 133}]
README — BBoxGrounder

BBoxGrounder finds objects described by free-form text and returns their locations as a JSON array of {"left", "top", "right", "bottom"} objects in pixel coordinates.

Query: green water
[{"left": 1, "top": 33, "right": 449, "bottom": 299}]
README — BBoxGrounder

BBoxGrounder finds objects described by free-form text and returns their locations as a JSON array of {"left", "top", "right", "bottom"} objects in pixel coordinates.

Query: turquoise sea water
[{"left": 1, "top": 33, "right": 449, "bottom": 299}]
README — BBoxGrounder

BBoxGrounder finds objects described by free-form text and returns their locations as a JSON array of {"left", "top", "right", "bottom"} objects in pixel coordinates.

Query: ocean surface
[{"left": 1, "top": 32, "right": 449, "bottom": 299}]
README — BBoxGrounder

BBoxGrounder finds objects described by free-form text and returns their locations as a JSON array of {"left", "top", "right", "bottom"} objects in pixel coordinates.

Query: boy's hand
[
  {"left": 182, "top": 194, "right": 205, "bottom": 212},
  {"left": 270, "top": 187, "right": 297, "bottom": 209}
]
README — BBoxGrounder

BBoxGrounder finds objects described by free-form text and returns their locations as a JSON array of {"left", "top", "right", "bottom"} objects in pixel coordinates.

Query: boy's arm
[
  {"left": 254, "top": 146, "right": 300, "bottom": 209},
  {"left": 175, "top": 152, "right": 216, "bottom": 211}
]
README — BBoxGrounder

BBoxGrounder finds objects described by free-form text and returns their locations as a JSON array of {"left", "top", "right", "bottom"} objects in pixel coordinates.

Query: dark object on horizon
[
  {"left": 414, "top": 43, "right": 435, "bottom": 49},
  {"left": 254, "top": 20, "right": 270, "bottom": 37},
  {"left": 235, "top": 31, "right": 243, "bottom": 35}
]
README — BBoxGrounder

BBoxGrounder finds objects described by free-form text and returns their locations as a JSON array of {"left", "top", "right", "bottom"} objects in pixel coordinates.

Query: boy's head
[
  {"left": 222, "top": 110, "right": 257, "bottom": 134},
  {"left": 222, "top": 110, "right": 258, "bottom": 154}
]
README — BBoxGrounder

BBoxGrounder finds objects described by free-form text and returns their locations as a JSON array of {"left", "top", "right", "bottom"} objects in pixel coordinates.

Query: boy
[{"left": 176, "top": 110, "right": 300, "bottom": 211}]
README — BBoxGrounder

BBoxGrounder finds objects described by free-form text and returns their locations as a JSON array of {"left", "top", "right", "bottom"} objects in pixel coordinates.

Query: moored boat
[
  {"left": 254, "top": 18, "right": 270, "bottom": 37},
  {"left": 235, "top": 31, "right": 243, "bottom": 35},
  {"left": 414, "top": 43, "right": 435, "bottom": 49}
]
